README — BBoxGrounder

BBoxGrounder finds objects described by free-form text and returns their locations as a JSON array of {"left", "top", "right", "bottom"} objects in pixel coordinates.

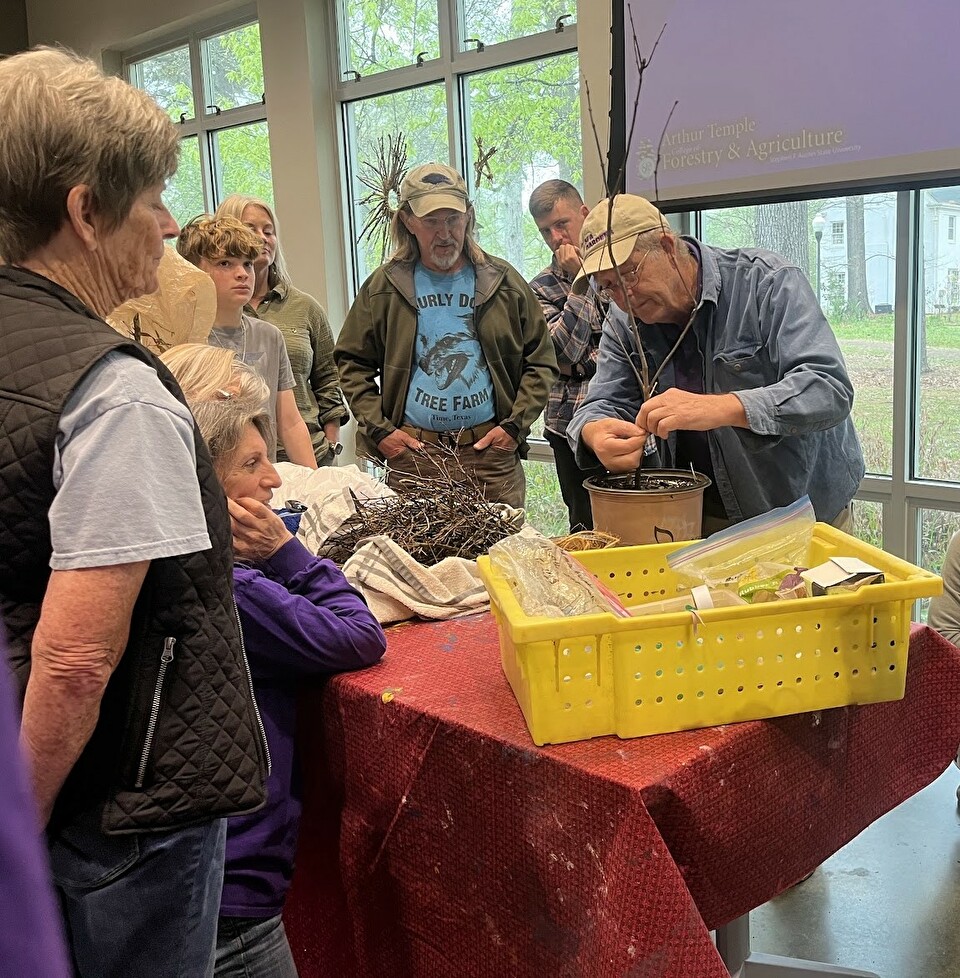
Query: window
[
  {"left": 464, "top": 53, "right": 581, "bottom": 276},
  {"left": 851, "top": 499, "right": 882, "bottom": 550},
  {"left": 128, "top": 44, "right": 192, "bottom": 123},
  {"left": 126, "top": 18, "right": 272, "bottom": 226},
  {"left": 916, "top": 187, "right": 960, "bottom": 484},
  {"left": 344, "top": 83, "right": 449, "bottom": 283},
  {"left": 462, "top": 0, "right": 576, "bottom": 49},
  {"left": 163, "top": 135, "right": 205, "bottom": 223},
  {"left": 917, "top": 508, "right": 960, "bottom": 621},
  {"left": 522, "top": 459, "right": 568, "bottom": 537},
  {"left": 701, "top": 195, "right": 897, "bottom": 479},
  {"left": 335, "top": 0, "right": 581, "bottom": 291},
  {"left": 832, "top": 221, "right": 845, "bottom": 246},
  {"left": 340, "top": 0, "right": 440, "bottom": 77},
  {"left": 949, "top": 215, "right": 957, "bottom": 243}
]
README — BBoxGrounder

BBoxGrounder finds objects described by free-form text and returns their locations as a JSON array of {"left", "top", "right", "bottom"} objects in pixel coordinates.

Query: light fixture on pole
[{"left": 812, "top": 212, "right": 826, "bottom": 305}]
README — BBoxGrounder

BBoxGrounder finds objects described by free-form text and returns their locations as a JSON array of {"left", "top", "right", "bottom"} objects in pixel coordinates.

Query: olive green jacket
[{"left": 334, "top": 253, "right": 558, "bottom": 460}]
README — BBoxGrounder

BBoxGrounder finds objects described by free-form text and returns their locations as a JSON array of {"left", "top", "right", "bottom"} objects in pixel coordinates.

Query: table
[{"left": 285, "top": 619, "right": 960, "bottom": 978}]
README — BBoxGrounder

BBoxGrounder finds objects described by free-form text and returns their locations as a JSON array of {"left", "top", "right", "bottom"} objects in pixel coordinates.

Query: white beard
[{"left": 428, "top": 241, "right": 463, "bottom": 270}]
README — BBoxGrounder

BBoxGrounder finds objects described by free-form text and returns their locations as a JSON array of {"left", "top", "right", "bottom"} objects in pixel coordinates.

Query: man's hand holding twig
[
  {"left": 582, "top": 418, "right": 649, "bottom": 471},
  {"left": 637, "top": 390, "right": 747, "bottom": 437}
]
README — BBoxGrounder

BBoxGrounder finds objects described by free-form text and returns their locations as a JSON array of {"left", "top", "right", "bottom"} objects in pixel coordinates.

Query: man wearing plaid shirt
[{"left": 528, "top": 181, "right": 608, "bottom": 531}]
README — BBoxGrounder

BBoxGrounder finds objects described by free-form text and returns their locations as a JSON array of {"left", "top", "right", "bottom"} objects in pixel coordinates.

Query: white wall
[
  {"left": 0, "top": 0, "right": 28, "bottom": 54},
  {"left": 576, "top": 0, "right": 611, "bottom": 208},
  {"left": 26, "top": 0, "right": 238, "bottom": 61}
]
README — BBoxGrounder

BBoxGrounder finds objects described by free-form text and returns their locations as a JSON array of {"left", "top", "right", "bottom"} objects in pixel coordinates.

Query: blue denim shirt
[{"left": 567, "top": 237, "right": 865, "bottom": 523}]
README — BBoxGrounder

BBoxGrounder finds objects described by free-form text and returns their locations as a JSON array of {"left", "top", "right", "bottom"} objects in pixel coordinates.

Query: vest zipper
[
  {"left": 135, "top": 637, "right": 176, "bottom": 788},
  {"left": 235, "top": 603, "right": 271, "bottom": 775}
]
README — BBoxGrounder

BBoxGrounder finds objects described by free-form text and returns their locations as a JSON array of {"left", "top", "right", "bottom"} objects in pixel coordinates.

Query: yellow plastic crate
[{"left": 476, "top": 524, "right": 943, "bottom": 746}]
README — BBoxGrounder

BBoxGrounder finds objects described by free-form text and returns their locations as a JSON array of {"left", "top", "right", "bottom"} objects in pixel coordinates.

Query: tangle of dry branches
[
  {"left": 358, "top": 133, "right": 408, "bottom": 264},
  {"left": 315, "top": 449, "right": 520, "bottom": 566}
]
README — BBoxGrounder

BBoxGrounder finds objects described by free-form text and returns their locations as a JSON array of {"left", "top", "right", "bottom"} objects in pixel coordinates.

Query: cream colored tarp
[{"left": 106, "top": 245, "right": 216, "bottom": 354}]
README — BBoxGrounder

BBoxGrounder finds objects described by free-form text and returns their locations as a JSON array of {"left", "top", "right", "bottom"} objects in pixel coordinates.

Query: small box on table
[
  {"left": 477, "top": 524, "right": 941, "bottom": 746},
  {"left": 801, "top": 557, "right": 884, "bottom": 596}
]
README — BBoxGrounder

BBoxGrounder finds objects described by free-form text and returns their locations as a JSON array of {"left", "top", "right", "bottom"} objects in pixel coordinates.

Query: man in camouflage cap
[{"left": 336, "top": 162, "right": 557, "bottom": 508}]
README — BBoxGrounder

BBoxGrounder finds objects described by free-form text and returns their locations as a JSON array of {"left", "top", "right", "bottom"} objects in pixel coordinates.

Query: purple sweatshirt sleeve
[
  {"left": 0, "top": 631, "right": 72, "bottom": 978},
  {"left": 233, "top": 537, "right": 386, "bottom": 680}
]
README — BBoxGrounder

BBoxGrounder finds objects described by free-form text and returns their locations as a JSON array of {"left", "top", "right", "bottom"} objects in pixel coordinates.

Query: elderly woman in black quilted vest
[{"left": 0, "top": 47, "right": 268, "bottom": 978}]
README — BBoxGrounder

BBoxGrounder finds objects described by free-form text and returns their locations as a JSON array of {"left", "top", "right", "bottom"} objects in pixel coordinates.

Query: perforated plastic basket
[{"left": 476, "top": 524, "right": 942, "bottom": 746}]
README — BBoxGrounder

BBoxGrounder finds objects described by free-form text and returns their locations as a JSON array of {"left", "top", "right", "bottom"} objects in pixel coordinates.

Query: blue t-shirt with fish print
[{"left": 403, "top": 262, "right": 495, "bottom": 431}]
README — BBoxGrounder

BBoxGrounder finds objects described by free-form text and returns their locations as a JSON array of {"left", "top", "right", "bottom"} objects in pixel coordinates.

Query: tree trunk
[
  {"left": 845, "top": 197, "right": 870, "bottom": 318},
  {"left": 754, "top": 202, "right": 809, "bottom": 277}
]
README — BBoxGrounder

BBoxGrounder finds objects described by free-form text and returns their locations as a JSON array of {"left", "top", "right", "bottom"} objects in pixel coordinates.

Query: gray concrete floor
[{"left": 749, "top": 765, "right": 960, "bottom": 978}]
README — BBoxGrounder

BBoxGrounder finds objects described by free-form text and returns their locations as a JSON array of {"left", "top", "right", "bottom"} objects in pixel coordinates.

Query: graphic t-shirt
[{"left": 403, "top": 263, "right": 495, "bottom": 431}]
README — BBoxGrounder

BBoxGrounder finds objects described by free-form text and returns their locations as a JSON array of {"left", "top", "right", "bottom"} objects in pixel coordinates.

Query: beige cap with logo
[
  {"left": 571, "top": 194, "right": 669, "bottom": 294},
  {"left": 400, "top": 162, "right": 469, "bottom": 217}
]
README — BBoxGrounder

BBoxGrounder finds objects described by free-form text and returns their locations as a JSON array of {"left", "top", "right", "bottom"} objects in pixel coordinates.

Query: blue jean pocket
[{"left": 49, "top": 807, "right": 140, "bottom": 890}]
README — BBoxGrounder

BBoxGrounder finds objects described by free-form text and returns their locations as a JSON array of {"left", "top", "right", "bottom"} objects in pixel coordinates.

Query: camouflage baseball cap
[
  {"left": 400, "top": 162, "right": 469, "bottom": 217},
  {"left": 571, "top": 194, "right": 668, "bottom": 295}
]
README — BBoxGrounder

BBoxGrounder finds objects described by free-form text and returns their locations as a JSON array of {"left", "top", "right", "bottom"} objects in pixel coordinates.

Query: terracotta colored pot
[{"left": 584, "top": 469, "right": 712, "bottom": 545}]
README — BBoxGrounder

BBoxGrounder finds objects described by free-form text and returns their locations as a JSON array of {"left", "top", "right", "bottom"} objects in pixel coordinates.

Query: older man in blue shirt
[{"left": 566, "top": 194, "right": 864, "bottom": 531}]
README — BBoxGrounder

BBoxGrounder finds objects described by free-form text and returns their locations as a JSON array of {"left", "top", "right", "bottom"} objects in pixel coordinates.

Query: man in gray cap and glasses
[
  {"left": 566, "top": 193, "right": 864, "bottom": 533},
  {"left": 336, "top": 162, "right": 556, "bottom": 508}
]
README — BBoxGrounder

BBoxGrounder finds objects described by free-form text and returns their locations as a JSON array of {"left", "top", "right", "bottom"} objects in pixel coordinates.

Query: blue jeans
[
  {"left": 49, "top": 807, "right": 227, "bottom": 978},
  {"left": 215, "top": 915, "right": 299, "bottom": 978}
]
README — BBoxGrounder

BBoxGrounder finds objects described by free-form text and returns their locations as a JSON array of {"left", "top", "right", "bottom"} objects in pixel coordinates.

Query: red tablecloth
[{"left": 285, "top": 619, "right": 960, "bottom": 978}]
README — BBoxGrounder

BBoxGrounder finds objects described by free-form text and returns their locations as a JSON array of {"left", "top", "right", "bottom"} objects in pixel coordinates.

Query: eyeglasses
[
  {"left": 418, "top": 213, "right": 467, "bottom": 232},
  {"left": 595, "top": 251, "right": 650, "bottom": 304}
]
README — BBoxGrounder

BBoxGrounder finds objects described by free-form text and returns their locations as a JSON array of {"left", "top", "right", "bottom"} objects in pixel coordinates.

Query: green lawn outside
[{"left": 832, "top": 311, "right": 960, "bottom": 348}]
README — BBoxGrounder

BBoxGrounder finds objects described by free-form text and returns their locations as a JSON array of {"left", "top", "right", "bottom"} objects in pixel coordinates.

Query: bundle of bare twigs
[
  {"left": 357, "top": 133, "right": 408, "bottom": 266},
  {"left": 315, "top": 462, "right": 519, "bottom": 567}
]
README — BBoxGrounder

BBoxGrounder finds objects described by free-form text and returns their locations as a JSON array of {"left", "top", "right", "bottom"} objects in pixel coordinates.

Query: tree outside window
[
  {"left": 461, "top": 0, "right": 576, "bottom": 49},
  {"left": 126, "top": 19, "right": 271, "bottom": 226},
  {"left": 346, "top": 84, "right": 449, "bottom": 282},
  {"left": 465, "top": 53, "right": 581, "bottom": 281}
]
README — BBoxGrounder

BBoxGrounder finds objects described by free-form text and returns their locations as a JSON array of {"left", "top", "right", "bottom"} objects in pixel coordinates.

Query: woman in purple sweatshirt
[{"left": 167, "top": 352, "right": 386, "bottom": 978}]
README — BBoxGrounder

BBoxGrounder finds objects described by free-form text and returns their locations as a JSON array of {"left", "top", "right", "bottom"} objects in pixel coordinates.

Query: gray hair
[
  {"left": 528, "top": 179, "right": 583, "bottom": 220},
  {"left": 388, "top": 202, "right": 485, "bottom": 265},
  {"left": 159, "top": 344, "right": 266, "bottom": 404},
  {"left": 216, "top": 194, "right": 291, "bottom": 291},
  {"left": 631, "top": 223, "right": 690, "bottom": 257},
  {"left": 0, "top": 47, "right": 179, "bottom": 263},
  {"left": 159, "top": 343, "right": 271, "bottom": 478},
  {"left": 190, "top": 400, "right": 273, "bottom": 482}
]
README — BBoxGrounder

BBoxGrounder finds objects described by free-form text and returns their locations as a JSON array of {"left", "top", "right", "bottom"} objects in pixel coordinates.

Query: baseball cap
[
  {"left": 571, "top": 194, "right": 668, "bottom": 294},
  {"left": 400, "top": 162, "right": 469, "bottom": 217}
]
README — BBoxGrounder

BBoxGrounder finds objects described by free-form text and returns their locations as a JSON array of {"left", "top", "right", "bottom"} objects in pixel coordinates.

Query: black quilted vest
[{"left": 0, "top": 266, "right": 267, "bottom": 834}]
